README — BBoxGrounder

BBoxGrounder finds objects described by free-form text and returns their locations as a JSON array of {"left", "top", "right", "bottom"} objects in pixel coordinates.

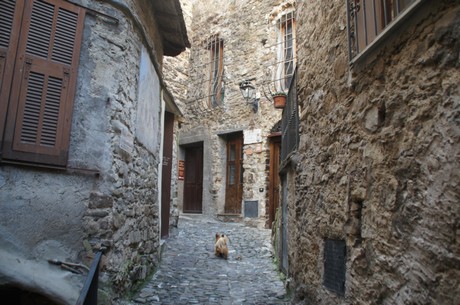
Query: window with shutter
[
  {"left": 0, "top": 0, "right": 24, "bottom": 149},
  {"left": 1, "top": 0, "right": 85, "bottom": 167},
  {"left": 348, "top": 0, "right": 421, "bottom": 59}
]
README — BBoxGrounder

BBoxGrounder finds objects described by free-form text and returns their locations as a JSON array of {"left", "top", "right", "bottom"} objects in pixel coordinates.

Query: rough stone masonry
[{"left": 287, "top": 0, "right": 460, "bottom": 304}]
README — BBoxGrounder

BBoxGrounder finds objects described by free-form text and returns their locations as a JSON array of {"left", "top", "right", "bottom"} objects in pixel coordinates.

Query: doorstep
[{"left": 217, "top": 213, "right": 243, "bottom": 223}]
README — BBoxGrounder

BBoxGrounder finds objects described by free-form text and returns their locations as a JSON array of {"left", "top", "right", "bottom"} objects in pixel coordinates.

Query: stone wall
[
  {"left": 163, "top": 0, "right": 194, "bottom": 228},
  {"left": 0, "top": 0, "right": 173, "bottom": 302},
  {"left": 76, "top": 0, "right": 164, "bottom": 296},
  {"left": 177, "top": 0, "right": 288, "bottom": 225},
  {"left": 289, "top": 0, "right": 460, "bottom": 303}
]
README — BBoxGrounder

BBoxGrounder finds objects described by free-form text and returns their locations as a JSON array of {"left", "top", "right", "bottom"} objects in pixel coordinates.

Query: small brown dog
[{"left": 214, "top": 233, "right": 229, "bottom": 259}]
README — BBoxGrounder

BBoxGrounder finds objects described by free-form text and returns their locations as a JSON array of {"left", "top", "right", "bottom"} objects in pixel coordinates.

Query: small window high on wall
[{"left": 207, "top": 35, "right": 224, "bottom": 107}]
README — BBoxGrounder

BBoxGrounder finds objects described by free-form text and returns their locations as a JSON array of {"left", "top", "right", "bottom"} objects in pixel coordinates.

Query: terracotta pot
[{"left": 273, "top": 94, "right": 286, "bottom": 109}]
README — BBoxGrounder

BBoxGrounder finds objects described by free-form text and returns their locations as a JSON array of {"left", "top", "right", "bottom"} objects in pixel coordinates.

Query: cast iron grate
[
  {"left": 323, "top": 239, "right": 346, "bottom": 296},
  {"left": 244, "top": 200, "right": 258, "bottom": 218}
]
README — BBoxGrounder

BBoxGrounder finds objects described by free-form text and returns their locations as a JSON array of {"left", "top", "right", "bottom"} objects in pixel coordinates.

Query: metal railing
[{"left": 76, "top": 251, "right": 103, "bottom": 305}]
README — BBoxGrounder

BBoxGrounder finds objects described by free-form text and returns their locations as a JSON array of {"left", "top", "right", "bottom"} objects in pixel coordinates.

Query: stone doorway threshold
[{"left": 217, "top": 213, "right": 243, "bottom": 222}]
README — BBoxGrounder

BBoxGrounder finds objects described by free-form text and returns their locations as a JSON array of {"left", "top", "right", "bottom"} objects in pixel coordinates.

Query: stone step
[{"left": 217, "top": 213, "right": 243, "bottom": 222}]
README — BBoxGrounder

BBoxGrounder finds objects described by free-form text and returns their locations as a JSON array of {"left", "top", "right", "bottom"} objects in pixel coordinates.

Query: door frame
[
  {"left": 182, "top": 142, "right": 204, "bottom": 213},
  {"left": 224, "top": 132, "right": 243, "bottom": 214},
  {"left": 268, "top": 133, "right": 281, "bottom": 228},
  {"left": 160, "top": 111, "right": 174, "bottom": 238}
]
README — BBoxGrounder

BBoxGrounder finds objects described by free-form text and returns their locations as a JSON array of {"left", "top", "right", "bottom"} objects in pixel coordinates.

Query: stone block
[{"left": 88, "top": 192, "right": 114, "bottom": 209}]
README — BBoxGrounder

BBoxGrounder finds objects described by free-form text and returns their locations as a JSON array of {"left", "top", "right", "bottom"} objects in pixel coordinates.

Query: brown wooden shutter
[
  {"left": 3, "top": 0, "right": 85, "bottom": 166},
  {"left": 0, "top": 0, "right": 24, "bottom": 150},
  {"left": 355, "top": 0, "right": 390, "bottom": 53}
]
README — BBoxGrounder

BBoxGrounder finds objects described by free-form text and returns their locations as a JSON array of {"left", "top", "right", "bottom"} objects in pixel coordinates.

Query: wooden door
[
  {"left": 268, "top": 135, "right": 281, "bottom": 228},
  {"left": 161, "top": 112, "right": 174, "bottom": 238},
  {"left": 225, "top": 133, "right": 243, "bottom": 214},
  {"left": 183, "top": 144, "right": 203, "bottom": 213}
]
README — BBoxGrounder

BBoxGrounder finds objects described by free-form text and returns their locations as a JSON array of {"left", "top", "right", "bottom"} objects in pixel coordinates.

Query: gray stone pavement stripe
[{"left": 128, "top": 215, "right": 290, "bottom": 305}]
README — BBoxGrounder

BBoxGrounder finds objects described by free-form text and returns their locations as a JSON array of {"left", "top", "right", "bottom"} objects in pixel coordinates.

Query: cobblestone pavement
[{"left": 129, "top": 214, "right": 290, "bottom": 305}]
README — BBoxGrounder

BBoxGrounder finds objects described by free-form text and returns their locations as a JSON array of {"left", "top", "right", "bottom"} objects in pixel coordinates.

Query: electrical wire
[{"left": 164, "top": 13, "right": 297, "bottom": 105}]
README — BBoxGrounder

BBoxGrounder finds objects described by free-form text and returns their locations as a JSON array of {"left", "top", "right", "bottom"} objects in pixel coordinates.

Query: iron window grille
[
  {"left": 206, "top": 34, "right": 224, "bottom": 107},
  {"left": 347, "top": 0, "right": 423, "bottom": 60},
  {"left": 275, "top": 11, "right": 296, "bottom": 92}
]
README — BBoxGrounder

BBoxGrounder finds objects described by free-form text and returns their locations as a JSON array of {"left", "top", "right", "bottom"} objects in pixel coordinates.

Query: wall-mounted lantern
[{"left": 239, "top": 79, "right": 259, "bottom": 112}]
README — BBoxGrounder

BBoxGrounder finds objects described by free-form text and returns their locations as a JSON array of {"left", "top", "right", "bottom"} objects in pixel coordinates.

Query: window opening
[
  {"left": 207, "top": 35, "right": 224, "bottom": 107},
  {"left": 275, "top": 11, "right": 296, "bottom": 92},
  {"left": 0, "top": 0, "right": 85, "bottom": 166},
  {"left": 347, "top": 0, "right": 421, "bottom": 60}
]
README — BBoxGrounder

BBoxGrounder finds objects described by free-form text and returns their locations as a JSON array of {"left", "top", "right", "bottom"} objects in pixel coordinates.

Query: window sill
[{"left": 0, "top": 159, "right": 100, "bottom": 176}]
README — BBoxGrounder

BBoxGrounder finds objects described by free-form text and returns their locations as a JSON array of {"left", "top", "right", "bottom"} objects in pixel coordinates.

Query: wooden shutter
[
  {"left": 355, "top": 0, "right": 391, "bottom": 53},
  {"left": 3, "top": 0, "right": 85, "bottom": 166},
  {"left": 0, "top": 0, "right": 24, "bottom": 149}
]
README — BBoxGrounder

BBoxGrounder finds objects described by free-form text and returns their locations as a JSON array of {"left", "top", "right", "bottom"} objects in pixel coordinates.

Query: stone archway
[{"left": 0, "top": 285, "right": 61, "bottom": 305}]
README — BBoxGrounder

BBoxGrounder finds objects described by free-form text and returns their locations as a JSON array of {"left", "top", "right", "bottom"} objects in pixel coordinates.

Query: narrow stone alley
[{"left": 127, "top": 215, "right": 289, "bottom": 305}]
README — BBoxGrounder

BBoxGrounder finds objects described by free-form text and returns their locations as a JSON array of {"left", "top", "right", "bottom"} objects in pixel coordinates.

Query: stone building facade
[
  {"left": 282, "top": 0, "right": 460, "bottom": 304},
  {"left": 163, "top": 0, "right": 194, "bottom": 229},
  {"left": 0, "top": 0, "right": 188, "bottom": 303},
  {"left": 176, "top": 0, "right": 295, "bottom": 228}
]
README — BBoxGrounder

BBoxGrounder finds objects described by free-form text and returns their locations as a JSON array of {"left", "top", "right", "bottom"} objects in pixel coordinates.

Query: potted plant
[{"left": 272, "top": 91, "right": 287, "bottom": 109}]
